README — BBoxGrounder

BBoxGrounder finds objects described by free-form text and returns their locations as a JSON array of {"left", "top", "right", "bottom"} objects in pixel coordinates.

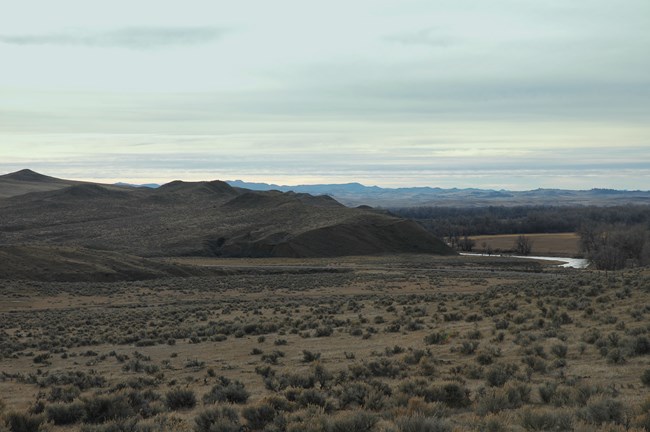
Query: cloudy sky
[{"left": 1, "top": 0, "right": 648, "bottom": 189}]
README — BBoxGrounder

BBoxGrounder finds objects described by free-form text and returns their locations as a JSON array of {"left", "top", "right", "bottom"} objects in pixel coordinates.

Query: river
[{"left": 460, "top": 252, "right": 589, "bottom": 269}]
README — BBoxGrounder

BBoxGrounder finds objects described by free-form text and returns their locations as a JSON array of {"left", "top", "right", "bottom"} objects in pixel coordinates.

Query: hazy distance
[{"left": 1, "top": 1, "right": 648, "bottom": 189}]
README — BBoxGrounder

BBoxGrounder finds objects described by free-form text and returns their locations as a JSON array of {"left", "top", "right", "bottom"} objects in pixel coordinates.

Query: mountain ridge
[
  {"left": 4, "top": 169, "right": 649, "bottom": 207},
  {"left": 225, "top": 180, "right": 650, "bottom": 207}
]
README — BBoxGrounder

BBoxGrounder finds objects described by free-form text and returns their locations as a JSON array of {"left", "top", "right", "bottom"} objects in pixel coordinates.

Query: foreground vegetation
[{"left": 0, "top": 255, "right": 649, "bottom": 431}]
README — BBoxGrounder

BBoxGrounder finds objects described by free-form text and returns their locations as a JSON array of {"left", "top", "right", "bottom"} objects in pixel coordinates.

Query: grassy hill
[{"left": 0, "top": 170, "right": 454, "bottom": 259}]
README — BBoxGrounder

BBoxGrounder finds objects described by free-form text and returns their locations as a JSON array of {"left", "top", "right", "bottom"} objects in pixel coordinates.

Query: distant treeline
[
  {"left": 390, "top": 205, "right": 650, "bottom": 270},
  {"left": 579, "top": 223, "right": 650, "bottom": 270},
  {"left": 390, "top": 205, "right": 650, "bottom": 238}
]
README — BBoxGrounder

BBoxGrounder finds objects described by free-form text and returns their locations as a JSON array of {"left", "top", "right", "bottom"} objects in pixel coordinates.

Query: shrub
[
  {"left": 519, "top": 408, "right": 572, "bottom": 431},
  {"left": 395, "top": 415, "right": 451, "bottom": 432},
  {"left": 46, "top": 402, "right": 84, "bottom": 425},
  {"left": 606, "top": 348, "right": 626, "bottom": 364},
  {"left": 578, "top": 397, "right": 625, "bottom": 425},
  {"left": 404, "top": 398, "right": 448, "bottom": 418},
  {"left": 443, "top": 313, "right": 463, "bottom": 322},
  {"left": 642, "top": 369, "right": 650, "bottom": 387},
  {"left": 338, "top": 383, "right": 369, "bottom": 409},
  {"left": 400, "top": 380, "right": 470, "bottom": 408},
  {"left": 302, "top": 350, "right": 321, "bottom": 363},
  {"left": 327, "top": 410, "right": 378, "bottom": 432},
  {"left": 314, "top": 327, "right": 333, "bottom": 337},
  {"left": 83, "top": 395, "right": 134, "bottom": 424},
  {"left": 476, "top": 353, "right": 493, "bottom": 366},
  {"left": 165, "top": 388, "right": 196, "bottom": 410},
  {"left": 459, "top": 341, "right": 479, "bottom": 355},
  {"left": 38, "top": 370, "right": 106, "bottom": 390},
  {"left": 424, "top": 332, "right": 448, "bottom": 345},
  {"left": 550, "top": 344, "right": 568, "bottom": 358},
  {"left": 48, "top": 386, "right": 81, "bottom": 403},
  {"left": 521, "top": 355, "right": 547, "bottom": 373},
  {"left": 485, "top": 363, "right": 518, "bottom": 387},
  {"left": 435, "top": 383, "right": 471, "bottom": 408},
  {"left": 195, "top": 407, "right": 240, "bottom": 432},
  {"left": 297, "top": 389, "right": 329, "bottom": 409},
  {"left": 202, "top": 377, "right": 250, "bottom": 405},
  {"left": 5, "top": 412, "right": 45, "bottom": 432},
  {"left": 242, "top": 403, "right": 276, "bottom": 430},
  {"left": 630, "top": 336, "right": 650, "bottom": 356},
  {"left": 403, "top": 349, "right": 430, "bottom": 365},
  {"left": 538, "top": 382, "right": 557, "bottom": 404},
  {"left": 32, "top": 353, "right": 50, "bottom": 364},
  {"left": 476, "top": 383, "right": 530, "bottom": 415},
  {"left": 126, "top": 390, "right": 163, "bottom": 419}
]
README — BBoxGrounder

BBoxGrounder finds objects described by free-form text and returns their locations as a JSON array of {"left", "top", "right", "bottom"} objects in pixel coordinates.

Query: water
[{"left": 460, "top": 252, "right": 589, "bottom": 269}]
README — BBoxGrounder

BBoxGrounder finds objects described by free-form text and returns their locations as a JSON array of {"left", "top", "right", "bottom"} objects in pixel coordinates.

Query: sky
[{"left": 0, "top": 0, "right": 649, "bottom": 190}]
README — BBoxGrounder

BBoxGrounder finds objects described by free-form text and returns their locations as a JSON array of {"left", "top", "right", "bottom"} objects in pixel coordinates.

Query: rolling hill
[
  {"left": 0, "top": 168, "right": 130, "bottom": 199},
  {"left": 0, "top": 170, "right": 454, "bottom": 259}
]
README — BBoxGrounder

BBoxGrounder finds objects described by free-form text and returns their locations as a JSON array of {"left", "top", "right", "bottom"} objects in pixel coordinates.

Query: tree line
[
  {"left": 390, "top": 205, "right": 650, "bottom": 238},
  {"left": 578, "top": 223, "right": 650, "bottom": 270},
  {"left": 390, "top": 205, "right": 650, "bottom": 270}
]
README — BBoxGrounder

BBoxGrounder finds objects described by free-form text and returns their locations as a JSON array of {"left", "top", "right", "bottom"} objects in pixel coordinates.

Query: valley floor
[
  {"left": 469, "top": 233, "right": 581, "bottom": 257},
  {"left": 0, "top": 255, "right": 649, "bottom": 431}
]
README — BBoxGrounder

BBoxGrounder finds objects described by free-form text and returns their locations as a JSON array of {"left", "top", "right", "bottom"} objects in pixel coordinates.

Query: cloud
[
  {"left": 0, "top": 26, "right": 227, "bottom": 49},
  {"left": 385, "top": 27, "right": 456, "bottom": 48}
]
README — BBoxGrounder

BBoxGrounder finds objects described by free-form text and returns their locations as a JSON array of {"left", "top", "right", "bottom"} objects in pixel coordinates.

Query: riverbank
[{"left": 460, "top": 252, "right": 589, "bottom": 268}]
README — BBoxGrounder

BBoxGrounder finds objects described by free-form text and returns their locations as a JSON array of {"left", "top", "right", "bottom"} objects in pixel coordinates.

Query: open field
[
  {"left": 470, "top": 233, "right": 581, "bottom": 257},
  {"left": 1, "top": 255, "right": 649, "bottom": 431}
]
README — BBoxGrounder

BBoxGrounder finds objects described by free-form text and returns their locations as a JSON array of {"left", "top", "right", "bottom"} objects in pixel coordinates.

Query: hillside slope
[
  {"left": 0, "top": 246, "right": 196, "bottom": 282},
  {"left": 0, "top": 170, "right": 454, "bottom": 258},
  {"left": 0, "top": 169, "right": 130, "bottom": 199}
]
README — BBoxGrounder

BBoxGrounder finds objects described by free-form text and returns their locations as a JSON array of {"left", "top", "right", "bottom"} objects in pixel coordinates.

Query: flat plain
[
  {"left": 1, "top": 255, "right": 649, "bottom": 431},
  {"left": 469, "top": 233, "right": 581, "bottom": 257}
]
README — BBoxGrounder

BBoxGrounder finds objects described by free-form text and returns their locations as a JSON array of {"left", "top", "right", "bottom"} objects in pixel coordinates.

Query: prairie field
[{"left": 1, "top": 255, "right": 649, "bottom": 431}]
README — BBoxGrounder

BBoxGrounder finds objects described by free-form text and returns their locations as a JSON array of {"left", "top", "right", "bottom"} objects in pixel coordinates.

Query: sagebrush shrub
[
  {"left": 395, "top": 415, "right": 451, "bottom": 432},
  {"left": 5, "top": 412, "right": 45, "bottom": 432},
  {"left": 642, "top": 369, "right": 650, "bottom": 387},
  {"left": 83, "top": 395, "right": 134, "bottom": 424},
  {"left": 327, "top": 410, "right": 378, "bottom": 432},
  {"left": 165, "top": 388, "right": 196, "bottom": 410},
  {"left": 242, "top": 403, "right": 276, "bottom": 430},
  {"left": 519, "top": 408, "right": 572, "bottom": 431},
  {"left": 195, "top": 407, "right": 240, "bottom": 432},
  {"left": 46, "top": 402, "right": 84, "bottom": 425},
  {"left": 578, "top": 397, "right": 625, "bottom": 425},
  {"left": 202, "top": 377, "right": 250, "bottom": 405}
]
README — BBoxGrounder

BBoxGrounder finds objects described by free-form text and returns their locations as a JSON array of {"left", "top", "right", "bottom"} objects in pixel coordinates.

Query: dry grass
[
  {"left": 470, "top": 233, "right": 581, "bottom": 257},
  {"left": 0, "top": 256, "right": 648, "bottom": 431}
]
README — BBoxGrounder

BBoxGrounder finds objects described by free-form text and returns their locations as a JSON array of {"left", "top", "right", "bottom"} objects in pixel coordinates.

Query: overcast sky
[{"left": 1, "top": 0, "right": 648, "bottom": 189}]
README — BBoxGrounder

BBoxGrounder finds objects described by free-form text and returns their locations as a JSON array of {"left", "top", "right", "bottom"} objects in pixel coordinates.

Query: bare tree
[
  {"left": 514, "top": 235, "right": 533, "bottom": 256},
  {"left": 459, "top": 235, "right": 475, "bottom": 252}
]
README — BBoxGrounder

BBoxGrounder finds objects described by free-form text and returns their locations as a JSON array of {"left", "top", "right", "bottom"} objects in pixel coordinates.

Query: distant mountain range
[
  {"left": 224, "top": 180, "right": 650, "bottom": 208},
  {"left": 2, "top": 169, "right": 647, "bottom": 208}
]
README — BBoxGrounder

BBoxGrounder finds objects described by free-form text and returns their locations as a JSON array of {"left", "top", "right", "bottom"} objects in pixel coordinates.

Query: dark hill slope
[
  {"left": 0, "top": 169, "right": 79, "bottom": 199},
  {"left": 0, "top": 246, "right": 195, "bottom": 282},
  {"left": 0, "top": 178, "right": 454, "bottom": 258},
  {"left": 0, "top": 169, "right": 132, "bottom": 199}
]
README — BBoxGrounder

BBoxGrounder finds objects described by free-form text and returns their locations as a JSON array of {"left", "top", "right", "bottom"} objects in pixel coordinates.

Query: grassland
[
  {"left": 1, "top": 255, "right": 649, "bottom": 431},
  {"left": 469, "top": 233, "right": 581, "bottom": 257}
]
